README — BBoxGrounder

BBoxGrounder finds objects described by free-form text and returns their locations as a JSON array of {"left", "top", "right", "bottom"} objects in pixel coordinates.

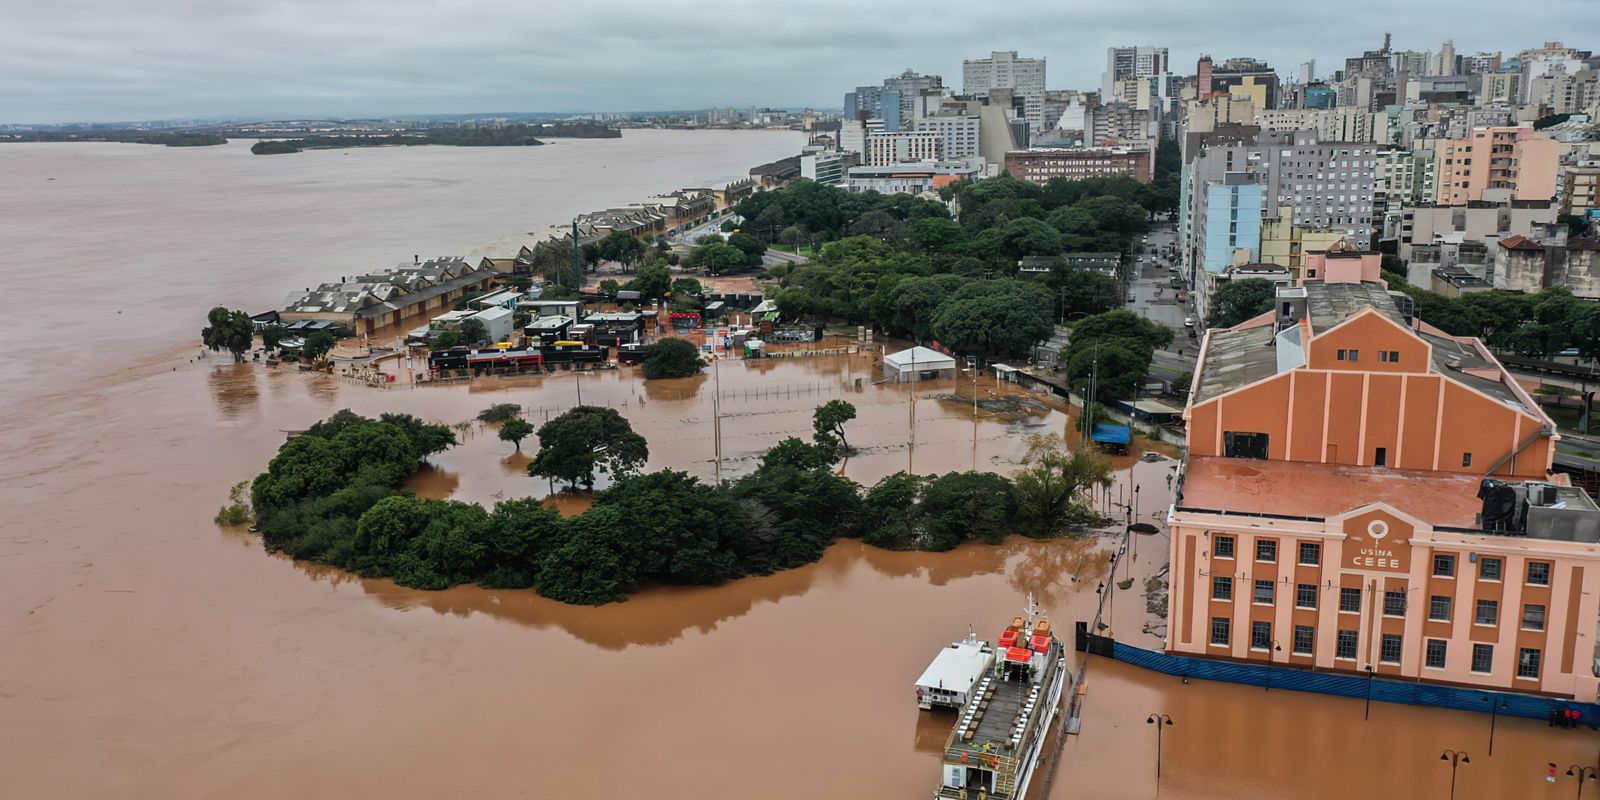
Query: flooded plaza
[{"left": 1, "top": 350, "right": 1593, "bottom": 799}]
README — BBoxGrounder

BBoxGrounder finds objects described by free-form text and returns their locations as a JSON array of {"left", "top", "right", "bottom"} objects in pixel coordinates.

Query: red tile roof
[
  {"left": 1498, "top": 234, "right": 1544, "bottom": 251},
  {"left": 1179, "top": 456, "right": 1486, "bottom": 527}
]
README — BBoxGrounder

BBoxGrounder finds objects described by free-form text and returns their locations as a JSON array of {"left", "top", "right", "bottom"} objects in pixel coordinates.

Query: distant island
[
  {"left": 250, "top": 122, "right": 620, "bottom": 155},
  {"left": 2, "top": 130, "right": 227, "bottom": 147}
]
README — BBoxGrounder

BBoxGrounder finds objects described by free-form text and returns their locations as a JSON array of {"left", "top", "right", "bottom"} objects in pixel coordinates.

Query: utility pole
[
  {"left": 908, "top": 347, "right": 917, "bottom": 475},
  {"left": 570, "top": 218, "right": 583, "bottom": 290},
  {"left": 968, "top": 356, "right": 979, "bottom": 471},
  {"left": 712, "top": 355, "right": 723, "bottom": 484}
]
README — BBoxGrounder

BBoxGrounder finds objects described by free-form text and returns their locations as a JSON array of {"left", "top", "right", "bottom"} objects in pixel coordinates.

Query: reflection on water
[{"left": 206, "top": 363, "right": 258, "bottom": 419}]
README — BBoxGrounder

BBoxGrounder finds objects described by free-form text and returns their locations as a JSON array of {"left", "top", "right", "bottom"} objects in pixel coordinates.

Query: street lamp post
[
  {"left": 1440, "top": 750, "right": 1470, "bottom": 800},
  {"left": 965, "top": 356, "right": 979, "bottom": 471},
  {"left": 1146, "top": 713, "right": 1173, "bottom": 781},
  {"left": 1565, "top": 765, "right": 1599, "bottom": 800},
  {"left": 1364, "top": 664, "right": 1376, "bottom": 721},
  {"left": 1265, "top": 640, "right": 1283, "bottom": 691},
  {"left": 1483, "top": 695, "right": 1508, "bottom": 756}
]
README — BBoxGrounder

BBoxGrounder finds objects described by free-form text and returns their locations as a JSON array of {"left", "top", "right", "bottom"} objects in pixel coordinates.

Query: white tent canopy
[{"left": 883, "top": 346, "right": 957, "bottom": 380}]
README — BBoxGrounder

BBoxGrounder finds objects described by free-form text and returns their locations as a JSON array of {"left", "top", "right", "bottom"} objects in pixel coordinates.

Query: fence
[{"left": 1077, "top": 632, "right": 1600, "bottom": 726}]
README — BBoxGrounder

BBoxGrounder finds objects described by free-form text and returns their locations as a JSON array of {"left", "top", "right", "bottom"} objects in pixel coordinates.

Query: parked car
[{"left": 1184, "top": 317, "right": 1195, "bottom": 327}]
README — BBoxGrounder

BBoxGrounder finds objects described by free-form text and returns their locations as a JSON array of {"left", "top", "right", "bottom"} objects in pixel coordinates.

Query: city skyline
[{"left": 5, "top": 0, "right": 1596, "bottom": 123}]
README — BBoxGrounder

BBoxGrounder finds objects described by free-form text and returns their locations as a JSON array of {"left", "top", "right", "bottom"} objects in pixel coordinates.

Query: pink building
[{"left": 1436, "top": 127, "right": 1560, "bottom": 206}]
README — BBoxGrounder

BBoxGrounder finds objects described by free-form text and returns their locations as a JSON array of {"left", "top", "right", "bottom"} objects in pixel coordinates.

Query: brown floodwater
[{"left": 2, "top": 141, "right": 1596, "bottom": 799}]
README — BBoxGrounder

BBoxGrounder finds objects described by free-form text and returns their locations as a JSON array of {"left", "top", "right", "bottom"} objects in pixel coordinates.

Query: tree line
[
  {"left": 238, "top": 406, "right": 1113, "bottom": 604},
  {"left": 699, "top": 173, "right": 1174, "bottom": 361}
]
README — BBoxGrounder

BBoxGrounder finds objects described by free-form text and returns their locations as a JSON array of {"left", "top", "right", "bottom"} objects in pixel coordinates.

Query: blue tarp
[
  {"left": 1091, "top": 424, "right": 1131, "bottom": 445},
  {"left": 1096, "top": 637, "right": 1599, "bottom": 726}
]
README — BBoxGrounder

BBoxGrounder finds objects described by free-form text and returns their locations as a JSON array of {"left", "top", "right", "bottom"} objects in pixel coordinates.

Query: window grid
[
  {"left": 1298, "top": 542, "right": 1321, "bottom": 566},
  {"left": 1380, "top": 634, "right": 1402, "bottom": 664},
  {"left": 1432, "top": 554, "right": 1454, "bottom": 577},
  {"left": 1212, "top": 576, "right": 1233, "bottom": 601},
  {"left": 1522, "top": 603, "right": 1546, "bottom": 631},
  {"left": 1471, "top": 643, "right": 1494, "bottom": 674},
  {"left": 1250, "top": 621, "right": 1272, "bottom": 651},
  {"left": 1210, "top": 617, "right": 1230, "bottom": 646},
  {"left": 1292, "top": 625, "right": 1314, "bottom": 656},
  {"left": 1335, "top": 629, "right": 1358, "bottom": 660},
  {"left": 1425, "top": 639, "right": 1447, "bottom": 669},
  {"left": 1256, "top": 540, "right": 1277, "bottom": 563},
  {"left": 1214, "top": 536, "right": 1235, "bottom": 559},
  {"left": 1517, "top": 647, "right": 1541, "bottom": 679}
]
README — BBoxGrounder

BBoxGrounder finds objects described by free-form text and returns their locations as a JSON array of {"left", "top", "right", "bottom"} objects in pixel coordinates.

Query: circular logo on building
[{"left": 1368, "top": 520, "right": 1390, "bottom": 540}]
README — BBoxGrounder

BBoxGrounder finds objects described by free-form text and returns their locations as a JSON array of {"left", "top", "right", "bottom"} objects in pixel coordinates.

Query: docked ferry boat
[
  {"left": 914, "top": 632, "right": 996, "bottom": 710},
  {"left": 931, "top": 596, "right": 1068, "bottom": 800}
]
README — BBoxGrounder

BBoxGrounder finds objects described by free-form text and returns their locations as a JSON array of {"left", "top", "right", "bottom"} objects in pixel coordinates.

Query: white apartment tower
[
  {"left": 1104, "top": 46, "right": 1170, "bottom": 97},
  {"left": 963, "top": 50, "right": 1047, "bottom": 133}
]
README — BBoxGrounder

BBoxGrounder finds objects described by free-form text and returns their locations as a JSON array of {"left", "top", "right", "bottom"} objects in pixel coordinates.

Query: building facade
[
  {"left": 963, "top": 50, "right": 1046, "bottom": 133},
  {"left": 864, "top": 131, "right": 944, "bottom": 166},
  {"left": 1003, "top": 147, "right": 1152, "bottom": 185},
  {"left": 1171, "top": 250, "right": 1600, "bottom": 702},
  {"left": 844, "top": 162, "right": 981, "bottom": 195},
  {"left": 1433, "top": 127, "right": 1561, "bottom": 206},
  {"left": 914, "top": 113, "right": 983, "bottom": 161}
]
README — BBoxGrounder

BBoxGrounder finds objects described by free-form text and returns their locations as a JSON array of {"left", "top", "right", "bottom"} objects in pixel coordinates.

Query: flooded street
[{"left": 2, "top": 141, "right": 1595, "bottom": 799}]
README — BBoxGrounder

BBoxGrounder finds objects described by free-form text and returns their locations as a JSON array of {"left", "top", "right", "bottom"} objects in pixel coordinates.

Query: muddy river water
[{"left": 2, "top": 139, "right": 1595, "bottom": 799}]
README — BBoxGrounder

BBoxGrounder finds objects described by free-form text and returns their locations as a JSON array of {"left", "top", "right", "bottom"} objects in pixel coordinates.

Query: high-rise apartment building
[
  {"left": 1104, "top": 45, "right": 1171, "bottom": 105},
  {"left": 863, "top": 131, "right": 944, "bottom": 166},
  {"left": 963, "top": 50, "right": 1046, "bottom": 133},
  {"left": 914, "top": 112, "right": 982, "bottom": 161},
  {"left": 1433, "top": 127, "right": 1560, "bottom": 206}
]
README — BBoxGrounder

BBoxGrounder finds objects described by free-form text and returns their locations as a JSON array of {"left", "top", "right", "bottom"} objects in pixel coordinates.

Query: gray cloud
[{"left": 2, "top": 0, "right": 1596, "bottom": 123}]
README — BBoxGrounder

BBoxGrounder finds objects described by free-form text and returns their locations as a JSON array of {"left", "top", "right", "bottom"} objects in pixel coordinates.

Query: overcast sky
[{"left": 4, "top": 0, "right": 1596, "bottom": 123}]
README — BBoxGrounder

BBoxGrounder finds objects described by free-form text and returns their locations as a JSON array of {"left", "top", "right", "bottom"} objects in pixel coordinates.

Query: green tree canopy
[
  {"left": 627, "top": 263, "right": 672, "bottom": 299},
  {"left": 201, "top": 306, "right": 254, "bottom": 361},
  {"left": 1066, "top": 340, "right": 1150, "bottom": 404},
  {"left": 527, "top": 406, "right": 649, "bottom": 489},
  {"left": 498, "top": 418, "right": 535, "bottom": 451},
  {"left": 259, "top": 324, "right": 287, "bottom": 352},
  {"left": 812, "top": 400, "right": 857, "bottom": 454},
  {"left": 597, "top": 231, "right": 647, "bottom": 266},
  {"left": 931, "top": 280, "right": 1055, "bottom": 359},
  {"left": 458, "top": 317, "right": 489, "bottom": 344},
  {"left": 1205, "top": 278, "right": 1277, "bottom": 329},
  {"left": 1069, "top": 308, "right": 1173, "bottom": 354},
  {"left": 1011, "top": 433, "right": 1112, "bottom": 535},
  {"left": 302, "top": 330, "right": 336, "bottom": 363},
  {"left": 641, "top": 337, "right": 704, "bottom": 379}
]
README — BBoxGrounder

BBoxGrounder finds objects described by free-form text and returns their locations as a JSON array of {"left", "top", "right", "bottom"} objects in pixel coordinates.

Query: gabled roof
[{"left": 1498, "top": 234, "right": 1544, "bottom": 251}]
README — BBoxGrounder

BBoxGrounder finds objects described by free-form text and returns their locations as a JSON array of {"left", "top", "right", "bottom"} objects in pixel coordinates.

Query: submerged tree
[
  {"left": 641, "top": 337, "right": 703, "bottom": 379},
  {"left": 527, "top": 406, "right": 649, "bottom": 489},
  {"left": 812, "top": 400, "right": 858, "bottom": 455},
  {"left": 201, "top": 306, "right": 254, "bottom": 361},
  {"left": 1012, "top": 433, "right": 1112, "bottom": 536},
  {"left": 499, "top": 418, "right": 535, "bottom": 451}
]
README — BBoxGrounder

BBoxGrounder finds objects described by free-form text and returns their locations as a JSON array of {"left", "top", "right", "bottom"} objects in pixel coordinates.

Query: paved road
[
  {"left": 669, "top": 213, "right": 740, "bottom": 244},
  {"left": 1128, "top": 223, "right": 1199, "bottom": 383}
]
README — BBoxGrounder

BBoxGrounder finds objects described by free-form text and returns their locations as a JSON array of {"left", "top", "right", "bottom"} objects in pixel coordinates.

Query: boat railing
[{"left": 941, "top": 647, "right": 1064, "bottom": 768}]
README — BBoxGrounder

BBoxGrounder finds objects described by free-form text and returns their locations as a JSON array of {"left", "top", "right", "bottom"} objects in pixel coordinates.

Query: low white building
[
  {"left": 845, "top": 161, "right": 981, "bottom": 196},
  {"left": 471, "top": 306, "right": 515, "bottom": 343},
  {"left": 882, "top": 345, "right": 958, "bottom": 382}
]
